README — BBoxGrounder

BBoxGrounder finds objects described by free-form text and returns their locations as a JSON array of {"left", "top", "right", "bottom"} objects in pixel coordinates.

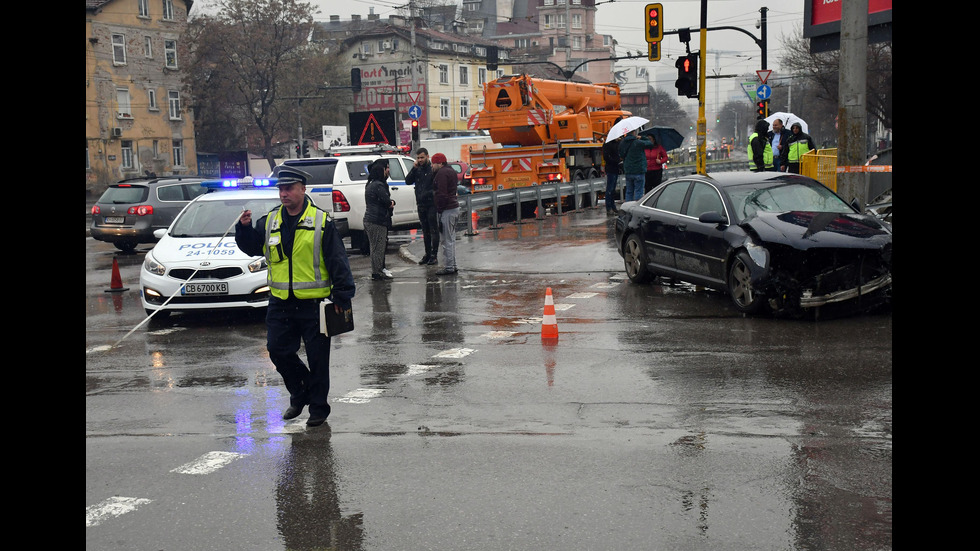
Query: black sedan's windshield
[{"left": 727, "top": 181, "right": 852, "bottom": 221}]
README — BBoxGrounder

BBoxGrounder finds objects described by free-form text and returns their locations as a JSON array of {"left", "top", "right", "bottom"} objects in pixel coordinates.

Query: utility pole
[{"left": 837, "top": 0, "right": 868, "bottom": 208}]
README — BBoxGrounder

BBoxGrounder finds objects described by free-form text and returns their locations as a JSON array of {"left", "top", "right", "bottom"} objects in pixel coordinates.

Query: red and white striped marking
[{"left": 501, "top": 157, "right": 532, "bottom": 172}]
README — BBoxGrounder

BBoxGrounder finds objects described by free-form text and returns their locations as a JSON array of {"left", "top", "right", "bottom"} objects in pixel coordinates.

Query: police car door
[{"left": 387, "top": 158, "right": 419, "bottom": 226}]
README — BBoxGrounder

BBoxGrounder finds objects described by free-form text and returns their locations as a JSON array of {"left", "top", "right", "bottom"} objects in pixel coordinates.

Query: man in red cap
[{"left": 430, "top": 153, "right": 459, "bottom": 275}]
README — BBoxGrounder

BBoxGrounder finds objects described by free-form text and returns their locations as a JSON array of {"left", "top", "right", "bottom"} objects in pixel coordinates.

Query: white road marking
[
  {"left": 566, "top": 292, "right": 598, "bottom": 299},
  {"left": 512, "top": 317, "right": 542, "bottom": 325},
  {"left": 482, "top": 331, "right": 517, "bottom": 338},
  {"left": 433, "top": 347, "right": 476, "bottom": 359},
  {"left": 170, "top": 451, "right": 247, "bottom": 475},
  {"left": 553, "top": 303, "right": 575, "bottom": 311},
  {"left": 591, "top": 282, "right": 619, "bottom": 288},
  {"left": 407, "top": 364, "right": 437, "bottom": 376},
  {"left": 335, "top": 388, "right": 384, "bottom": 403},
  {"left": 86, "top": 345, "right": 113, "bottom": 354},
  {"left": 147, "top": 327, "right": 186, "bottom": 335},
  {"left": 86, "top": 496, "right": 152, "bottom": 527}
]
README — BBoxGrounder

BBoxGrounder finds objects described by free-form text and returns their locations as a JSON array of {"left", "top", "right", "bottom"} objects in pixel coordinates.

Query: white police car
[{"left": 139, "top": 177, "right": 285, "bottom": 318}]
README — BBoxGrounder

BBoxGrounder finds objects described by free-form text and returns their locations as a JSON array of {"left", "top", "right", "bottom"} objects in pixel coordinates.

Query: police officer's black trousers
[{"left": 266, "top": 296, "right": 332, "bottom": 418}]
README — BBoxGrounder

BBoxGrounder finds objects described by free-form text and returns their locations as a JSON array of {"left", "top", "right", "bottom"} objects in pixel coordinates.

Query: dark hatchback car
[
  {"left": 614, "top": 172, "right": 892, "bottom": 317},
  {"left": 90, "top": 177, "right": 209, "bottom": 251}
]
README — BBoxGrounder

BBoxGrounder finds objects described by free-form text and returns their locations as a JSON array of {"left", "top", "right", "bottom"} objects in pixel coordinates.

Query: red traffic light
[
  {"left": 411, "top": 120, "right": 418, "bottom": 128},
  {"left": 649, "top": 8, "right": 658, "bottom": 19}
]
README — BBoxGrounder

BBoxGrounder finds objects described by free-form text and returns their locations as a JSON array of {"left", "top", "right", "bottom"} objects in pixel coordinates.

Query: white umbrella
[
  {"left": 606, "top": 116, "right": 649, "bottom": 141},
  {"left": 765, "top": 112, "right": 808, "bottom": 134}
]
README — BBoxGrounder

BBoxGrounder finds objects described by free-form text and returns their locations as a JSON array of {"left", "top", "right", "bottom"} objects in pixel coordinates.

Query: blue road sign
[
  {"left": 408, "top": 105, "right": 422, "bottom": 120},
  {"left": 756, "top": 85, "right": 772, "bottom": 100}
]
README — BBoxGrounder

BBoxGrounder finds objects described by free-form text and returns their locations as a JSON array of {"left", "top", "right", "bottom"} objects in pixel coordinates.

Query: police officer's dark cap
[{"left": 272, "top": 166, "right": 311, "bottom": 187}]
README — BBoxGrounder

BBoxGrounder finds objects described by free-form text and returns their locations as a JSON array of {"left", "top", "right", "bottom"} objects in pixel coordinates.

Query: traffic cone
[
  {"left": 471, "top": 211, "right": 479, "bottom": 233},
  {"left": 105, "top": 257, "right": 129, "bottom": 293},
  {"left": 541, "top": 287, "right": 558, "bottom": 340}
]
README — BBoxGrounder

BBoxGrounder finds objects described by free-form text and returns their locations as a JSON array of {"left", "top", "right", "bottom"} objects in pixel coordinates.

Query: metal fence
[{"left": 457, "top": 159, "right": 748, "bottom": 229}]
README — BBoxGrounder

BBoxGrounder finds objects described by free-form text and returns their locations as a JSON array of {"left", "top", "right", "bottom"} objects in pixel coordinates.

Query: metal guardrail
[{"left": 457, "top": 160, "right": 748, "bottom": 230}]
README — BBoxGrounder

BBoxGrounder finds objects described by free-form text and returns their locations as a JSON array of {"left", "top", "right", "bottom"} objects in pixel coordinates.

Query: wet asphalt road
[{"left": 86, "top": 205, "right": 892, "bottom": 550}]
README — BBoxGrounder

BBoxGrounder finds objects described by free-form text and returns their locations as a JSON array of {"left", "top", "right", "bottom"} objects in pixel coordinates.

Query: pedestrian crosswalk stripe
[
  {"left": 86, "top": 496, "right": 152, "bottom": 527},
  {"left": 170, "top": 451, "right": 247, "bottom": 475}
]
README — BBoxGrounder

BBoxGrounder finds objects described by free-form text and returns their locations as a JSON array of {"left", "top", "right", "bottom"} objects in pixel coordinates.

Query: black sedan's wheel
[
  {"left": 623, "top": 234, "right": 652, "bottom": 284},
  {"left": 727, "top": 251, "right": 765, "bottom": 314},
  {"left": 114, "top": 241, "right": 137, "bottom": 252}
]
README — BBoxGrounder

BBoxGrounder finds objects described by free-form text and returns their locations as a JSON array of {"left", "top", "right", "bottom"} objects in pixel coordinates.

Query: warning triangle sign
[
  {"left": 357, "top": 113, "right": 390, "bottom": 145},
  {"left": 408, "top": 91, "right": 421, "bottom": 104},
  {"left": 757, "top": 70, "right": 772, "bottom": 84}
]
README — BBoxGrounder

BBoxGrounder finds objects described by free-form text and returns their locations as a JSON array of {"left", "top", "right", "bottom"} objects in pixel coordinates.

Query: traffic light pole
[{"left": 696, "top": 0, "right": 707, "bottom": 175}]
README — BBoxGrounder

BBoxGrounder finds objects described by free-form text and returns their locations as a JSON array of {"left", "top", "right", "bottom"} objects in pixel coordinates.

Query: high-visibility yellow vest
[
  {"left": 263, "top": 201, "right": 332, "bottom": 300},
  {"left": 787, "top": 137, "right": 812, "bottom": 162},
  {"left": 747, "top": 133, "right": 773, "bottom": 169}
]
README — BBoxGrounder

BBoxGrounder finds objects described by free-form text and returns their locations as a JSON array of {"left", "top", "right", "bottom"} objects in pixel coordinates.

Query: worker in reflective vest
[
  {"left": 785, "top": 122, "right": 816, "bottom": 174},
  {"left": 747, "top": 119, "right": 774, "bottom": 172}
]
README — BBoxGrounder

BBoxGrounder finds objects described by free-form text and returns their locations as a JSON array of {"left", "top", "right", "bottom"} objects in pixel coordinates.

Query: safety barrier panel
[{"left": 800, "top": 148, "right": 838, "bottom": 192}]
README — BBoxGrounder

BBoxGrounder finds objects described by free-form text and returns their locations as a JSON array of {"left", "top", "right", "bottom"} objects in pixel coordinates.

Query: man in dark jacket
[
  {"left": 619, "top": 130, "right": 653, "bottom": 202},
  {"left": 602, "top": 137, "right": 621, "bottom": 215},
  {"left": 431, "top": 153, "right": 459, "bottom": 275},
  {"left": 767, "top": 118, "right": 792, "bottom": 172},
  {"left": 406, "top": 148, "right": 439, "bottom": 265},
  {"left": 363, "top": 159, "right": 394, "bottom": 280}
]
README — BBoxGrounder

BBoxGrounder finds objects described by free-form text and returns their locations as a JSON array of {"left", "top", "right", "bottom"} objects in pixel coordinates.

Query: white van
[{"left": 279, "top": 146, "right": 418, "bottom": 254}]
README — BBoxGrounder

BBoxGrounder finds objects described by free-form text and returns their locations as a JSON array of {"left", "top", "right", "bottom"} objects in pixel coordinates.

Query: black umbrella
[{"left": 639, "top": 127, "right": 685, "bottom": 151}]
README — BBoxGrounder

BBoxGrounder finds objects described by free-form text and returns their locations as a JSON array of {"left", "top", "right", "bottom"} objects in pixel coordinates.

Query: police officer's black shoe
[
  {"left": 306, "top": 415, "right": 328, "bottom": 427},
  {"left": 283, "top": 406, "right": 304, "bottom": 420}
]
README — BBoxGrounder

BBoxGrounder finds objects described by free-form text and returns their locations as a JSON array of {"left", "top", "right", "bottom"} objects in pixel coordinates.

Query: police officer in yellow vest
[
  {"left": 235, "top": 167, "right": 355, "bottom": 428},
  {"left": 747, "top": 119, "right": 774, "bottom": 172},
  {"left": 785, "top": 121, "right": 816, "bottom": 174}
]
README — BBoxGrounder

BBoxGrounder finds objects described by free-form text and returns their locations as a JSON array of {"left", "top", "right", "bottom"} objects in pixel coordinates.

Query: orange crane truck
[{"left": 465, "top": 74, "right": 632, "bottom": 192}]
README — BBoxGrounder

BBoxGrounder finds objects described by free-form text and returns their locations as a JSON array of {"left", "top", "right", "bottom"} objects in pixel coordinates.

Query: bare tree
[{"left": 184, "top": 0, "right": 329, "bottom": 168}]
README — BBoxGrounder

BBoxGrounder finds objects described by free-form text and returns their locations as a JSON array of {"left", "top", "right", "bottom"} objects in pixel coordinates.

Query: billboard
[
  {"left": 322, "top": 125, "right": 348, "bottom": 148},
  {"left": 353, "top": 63, "right": 428, "bottom": 127},
  {"left": 803, "top": 0, "right": 892, "bottom": 53}
]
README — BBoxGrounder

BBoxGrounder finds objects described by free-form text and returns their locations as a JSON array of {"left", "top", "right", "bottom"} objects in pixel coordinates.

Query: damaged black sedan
[{"left": 614, "top": 172, "right": 892, "bottom": 317}]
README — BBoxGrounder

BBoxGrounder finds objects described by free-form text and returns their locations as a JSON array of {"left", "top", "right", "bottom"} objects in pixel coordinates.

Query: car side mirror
[
  {"left": 850, "top": 198, "right": 861, "bottom": 211},
  {"left": 153, "top": 228, "right": 167, "bottom": 239},
  {"left": 698, "top": 211, "right": 728, "bottom": 225}
]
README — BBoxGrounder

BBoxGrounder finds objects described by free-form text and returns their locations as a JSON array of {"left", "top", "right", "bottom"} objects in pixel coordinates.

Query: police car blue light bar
[{"left": 201, "top": 176, "right": 278, "bottom": 189}]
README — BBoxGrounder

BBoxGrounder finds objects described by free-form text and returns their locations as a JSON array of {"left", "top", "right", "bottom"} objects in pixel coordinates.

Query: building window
[
  {"left": 112, "top": 34, "right": 126, "bottom": 65},
  {"left": 572, "top": 14, "right": 582, "bottom": 29},
  {"left": 138, "top": 0, "right": 149, "bottom": 18},
  {"left": 440, "top": 98, "right": 450, "bottom": 119},
  {"left": 439, "top": 64, "right": 449, "bottom": 84},
  {"left": 557, "top": 14, "right": 566, "bottom": 29},
  {"left": 544, "top": 0, "right": 554, "bottom": 4},
  {"left": 148, "top": 88, "right": 158, "bottom": 110},
  {"left": 573, "top": 36, "right": 582, "bottom": 50},
  {"left": 460, "top": 98, "right": 469, "bottom": 119},
  {"left": 496, "top": 69, "right": 504, "bottom": 79},
  {"left": 152, "top": 140, "right": 160, "bottom": 159},
  {"left": 392, "top": 39, "right": 399, "bottom": 51},
  {"left": 378, "top": 40, "right": 385, "bottom": 52},
  {"left": 478, "top": 67, "right": 487, "bottom": 85},
  {"left": 572, "top": 0, "right": 581, "bottom": 4},
  {"left": 361, "top": 42, "right": 372, "bottom": 54},
  {"left": 144, "top": 36, "right": 153, "bottom": 58},
  {"left": 86, "top": 142, "right": 90, "bottom": 171},
  {"left": 543, "top": 15, "right": 552, "bottom": 29},
  {"left": 172, "top": 139, "right": 184, "bottom": 167},
  {"left": 603, "top": 35, "right": 612, "bottom": 47},
  {"left": 121, "top": 141, "right": 134, "bottom": 169},
  {"left": 168, "top": 90, "right": 181, "bottom": 120},
  {"left": 459, "top": 66, "right": 469, "bottom": 85},
  {"left": 163, "top": 0, "right": 175, "bottom": 21},
  {"left": 164, "top": 40, "right": 178, "bottom": 69},
  {"left": 117, "top": 88, "right": 132, "bottom": 118},
  {"left": 475, "top": 46, "right": 486, "bottom": 56}
]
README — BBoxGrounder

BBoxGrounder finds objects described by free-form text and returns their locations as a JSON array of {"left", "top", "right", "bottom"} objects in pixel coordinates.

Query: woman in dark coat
[{"left": 363, "top": 159, "right": 393, "bottom": 280}]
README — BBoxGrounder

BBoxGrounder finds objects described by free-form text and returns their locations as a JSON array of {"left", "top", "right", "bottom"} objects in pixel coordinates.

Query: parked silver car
[{"left": 90, "top": 177, "right": 209, "bottom": 252}]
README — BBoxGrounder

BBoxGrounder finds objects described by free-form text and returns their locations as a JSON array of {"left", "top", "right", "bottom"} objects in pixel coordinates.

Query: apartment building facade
[{"left": 85, "top": 0, "right": 198, "bottom": 196}]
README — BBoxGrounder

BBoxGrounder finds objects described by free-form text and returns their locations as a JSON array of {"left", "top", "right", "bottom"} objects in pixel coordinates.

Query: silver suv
[
  {"left": 279, "top": 145, "right": 418, "bottom": 254},
  {"left": 90, "top": 176, "right": 209, "bottom": 252}
]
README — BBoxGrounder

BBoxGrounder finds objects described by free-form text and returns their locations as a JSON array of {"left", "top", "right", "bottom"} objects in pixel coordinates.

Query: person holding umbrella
[
  {"left": 642, "top": 134, "right": 669, "bottom": 195},
  {"left": 619, "top": 129, "right": 653, "bottom": 202},
  {"left": 784, "top": 122, "right": 816, "bottom": 174},
  {"left": 602, "top": 122, "right": 622, "bottom": 215}
]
